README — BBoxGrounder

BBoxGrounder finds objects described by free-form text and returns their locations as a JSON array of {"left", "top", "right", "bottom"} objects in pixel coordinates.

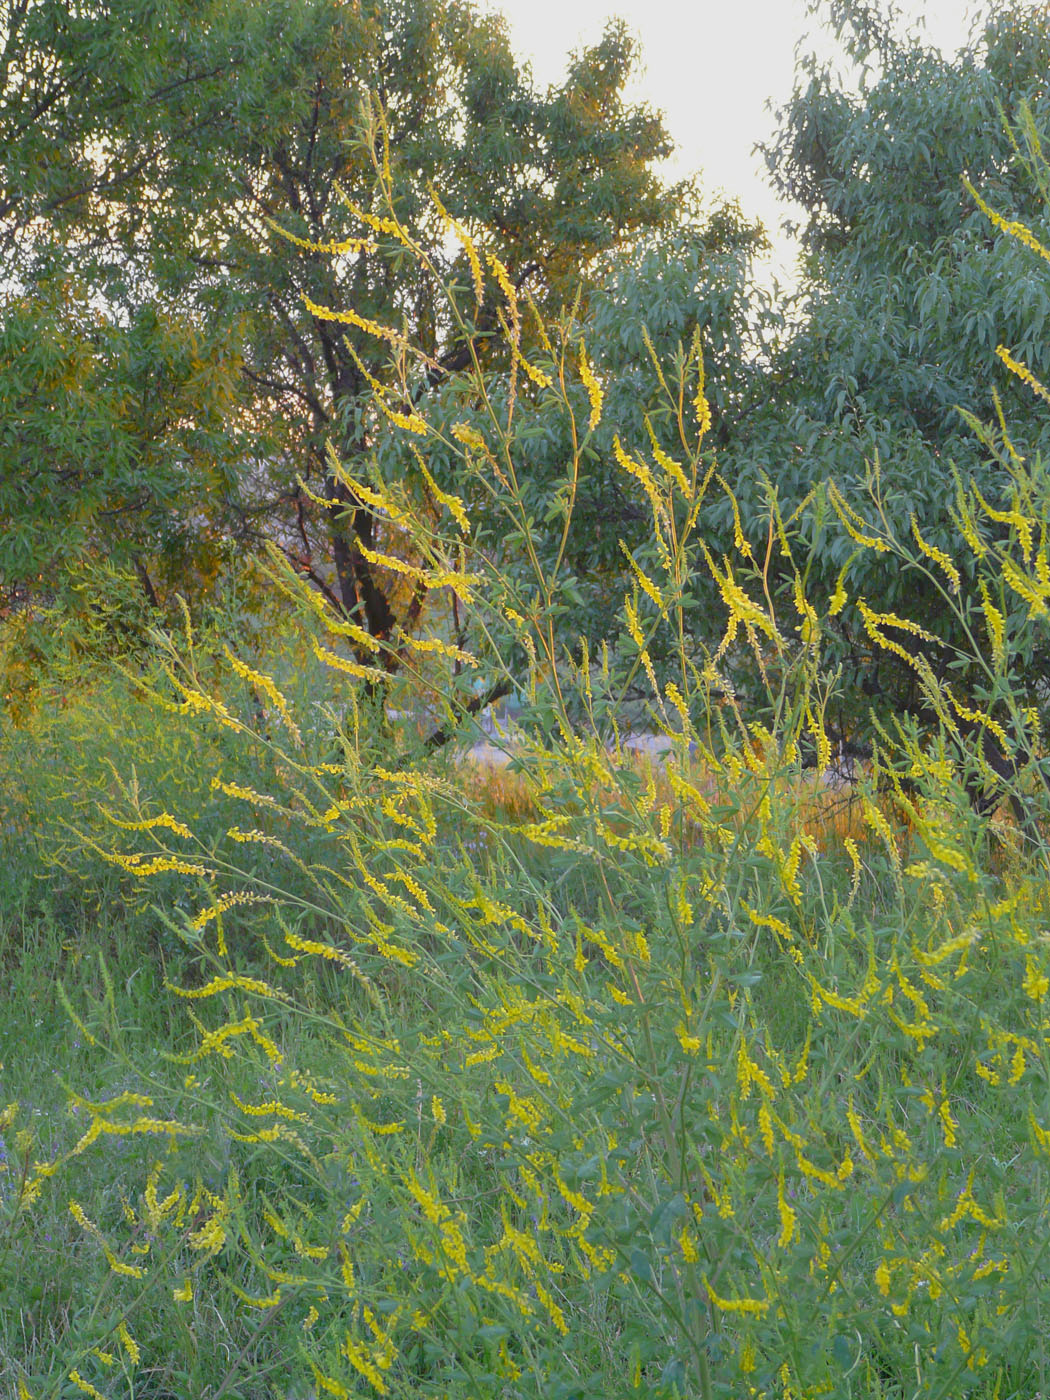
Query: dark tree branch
[
  {"left": 145, "top": 61, "right": 243, "bottom": 106},
  {"left": 133, "top": 557, "right": 161, "bottom": 610},
  {"left": 422, "top": 679, "right": 514, "bottom": 752},
  {"left": 242, "top": 364, "right": 329, "bottom": 421}
]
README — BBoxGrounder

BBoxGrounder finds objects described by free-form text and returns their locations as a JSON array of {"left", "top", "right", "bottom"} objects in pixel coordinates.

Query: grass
[{"left": 4, "top": 660, "right": 1050, "bottom": 1399}]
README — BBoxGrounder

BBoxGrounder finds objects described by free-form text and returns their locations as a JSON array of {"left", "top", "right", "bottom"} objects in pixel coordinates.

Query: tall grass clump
[{"left": 6, "top": 123, "right": 1050, "bottom": 1400}]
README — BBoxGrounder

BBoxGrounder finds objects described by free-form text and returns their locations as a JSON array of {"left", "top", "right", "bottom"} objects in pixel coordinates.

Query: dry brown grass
[{"left": 454, "top": 746, "right": 892, "bottom": 854}]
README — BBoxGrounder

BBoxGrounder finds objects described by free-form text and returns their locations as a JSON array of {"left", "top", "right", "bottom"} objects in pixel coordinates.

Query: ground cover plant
[{"left": 5, "top": 113, "right": 1050, "bottom": 1400}]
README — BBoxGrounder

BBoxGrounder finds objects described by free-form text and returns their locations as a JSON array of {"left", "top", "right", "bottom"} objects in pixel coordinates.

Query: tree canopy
[
  {"left": 719, "top": 0, "right": 1050, "bottom": 726},
  {"left": 3, "top": 0, "right": 726, "bottom": 636}
]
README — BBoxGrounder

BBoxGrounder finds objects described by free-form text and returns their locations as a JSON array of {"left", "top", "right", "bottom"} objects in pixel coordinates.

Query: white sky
[{"left": 483, "top": 0, "right": 993, "bottom": 284}]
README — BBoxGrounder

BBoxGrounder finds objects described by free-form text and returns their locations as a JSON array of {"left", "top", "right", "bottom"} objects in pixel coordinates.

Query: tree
[
  {"left": 0, "top": 282, "right": 246, "bottom": 610},
  {"left": 1, "top": 0, "right": 300, "bottom": 614},
  {"left": 3, "top": 0, "right": 710, "bottom": 651},
  {"left": 1, "top": 0, "right": 281, "bottom": 277},
  {"left": 723, "top": 0, "right": 1050, "bottom": 738},
  {"left": 143, "top": 0, "right": 690, "bottom": 656}
]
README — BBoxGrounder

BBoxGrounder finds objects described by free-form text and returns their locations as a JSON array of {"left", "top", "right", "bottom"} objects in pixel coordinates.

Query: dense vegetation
[{"left": 4, "top": 1, "right": 1050, "bottom": 1397}]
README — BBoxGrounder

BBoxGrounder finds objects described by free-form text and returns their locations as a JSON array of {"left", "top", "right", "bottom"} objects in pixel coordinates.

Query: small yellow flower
[
  {"left": 117, "top": 1321, "right": 140, "bottom": 1365},
  {"left": 1023, "top": 957, "right": 1049, "bottom": 1002},
  {"left": 678, "top": 1223, "right": 700, "bottom": 1263}
]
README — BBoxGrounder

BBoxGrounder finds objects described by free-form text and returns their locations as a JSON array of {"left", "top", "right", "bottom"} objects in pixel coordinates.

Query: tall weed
[{"left": 5, "top": 139, "right": 1050, "bottom": 1400}]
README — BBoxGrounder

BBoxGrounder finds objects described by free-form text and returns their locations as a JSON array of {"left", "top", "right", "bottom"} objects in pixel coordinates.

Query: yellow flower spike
[
  {"left": 952, "top": 480, "right": 988, "bottom": 557},
  {"left": 229, "top": 1092, "right": 307, "bottom": 1122},
  {"left": 718, "top": 474, "right": 754, "bottom": 561},
  {"left": 429, "top": 185, "right": 485, "bottom": 307},
  {"left": 828, "top": 563, "right": 849, "bottom": 615},
  {"left": 978, "top": 580, "right": 1007, "bottom": 668},
  {"left": 909, "top": 514, "right": 961, "bottom": 591},
  {"left": 758, "top": 1101, "right": 775, "bottom": 1155},
  {"left": 292, "top": 473, "right": 343, "bottom": 510},
  {"left": 100, "top": 810, "right": 193, "bottom": 840},
  {"left": 1023, "top": 957, "right": 1049, "bottom": 1001},
  {"left": 190, "top": 890, "right": 275, "bottom": 934},
  {"left": 117, "top": 1321, "right": 140, "bottom": 1365},
  {"left": 845, "top": 1092, "right": 872, "bottom": 1162},
  {"left": 972, "top": 481, "right": 1035, "bottom": 559},
  {"left": 100, "top": 850, "right": 208, "bottom": 879},
  {"left": 487, "top": 252, "right": 520, "bottom": 347},
  {"left": 188, "top": 1216, "right": 226, "bottom": 1253},
  {"left": 619, "top": 545, "right": 666, "bottom": 613},
  {"left": 451, "top": 421, "right": 488, "bottom": 453},
  {"left": 309, "top": 637, "right": 387, "bottom": 685},
  {"left": 613, "top": 435, "right": 667, "bottom": 537},
  {"left": 644, "top": 419, "right": 691, "bottom": 499},
  {"left": 68, "top": 1373, "right": 107, "bottom": 1400},
  {"left": 308, "top": 1360, "right": 353, "bottom": 1399},
  {"left": 623, "top": 593, "right": 646, "bottom": 654},
  {"left": 793, "top": 572, "right": 820, "bottom": 646},
  {"left": 411, "top": 449, "right": 470, "bottom": 533},
  {"left": 938, "top": 1168, "right": 1001, "bottom": 1232},
  {"left": 795, "top": 1150, "right": 846, "bottom": 1191},
  {"left": 578, "top": 342, "right": 603, "bottom": 431},
  {"left": 776, "top": 1170, "right": 797, "bottom": 1247},
  {"left": 343, "top": 1332, "right": 392, "bottom": 1388},
  {"left": 534, "top": 1280, "right": 569, "bottom": 1336},
  {"left": 827, "top": 480, "right": 889, "bottom": 551},
  {"left": 68, "top": 1088, "right": 153, "bottom": 1115},
  {"left": 678, "top": 1223, "right": 700, "bottom": 1263},
  {"left": 944, "top": 687, "right": 1010, "bottom": 751},
  {"left": 1000, "top": 553, "right": 1050, "bottom": 617},
  {"left": 691, "top": 328, "right": 712, "bottom": 442},
  {"left": 965, "top": 176, "right": 1050, "bottom": 266},
  {"left": 856, "top": 600, "right": 935, "bottom": 667},
  {"left": 675, "top": 1022, "right": 701, "bottom": 1055},
  {"left": 393, "top": 630, "right": 477, "bottom": 667},
  {"left": 703, "top": 1276, "right": 770, "bottom": 1317},
  {"left": 301, "top": 293, "right": 410, "bottom": 351},
  {"left": 164, "top": 971, "right": 281, "bottom": 1001},
  {"left": 223, "top": 649, "right": 302, "bottom": 745},
  {"left": 265, "top": 219, "right": 375, "bottom": 257},
  {"left": 375, "top": 394, "right": 428, "bottom": 436},
  {"left": 510, "top": 340, "right": 552, "bottom": 389}
]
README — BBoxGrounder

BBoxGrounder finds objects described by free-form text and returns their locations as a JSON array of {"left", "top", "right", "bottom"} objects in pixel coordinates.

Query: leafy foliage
[
  {"left": 723, "top": 0, "right": 1050, "bottom": 728},
  {"left": 3, "top": 0, "right": 728, "bottom": 642},
  {"left": 0, "top": 284, "right": 245, "bottom": 607}
]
